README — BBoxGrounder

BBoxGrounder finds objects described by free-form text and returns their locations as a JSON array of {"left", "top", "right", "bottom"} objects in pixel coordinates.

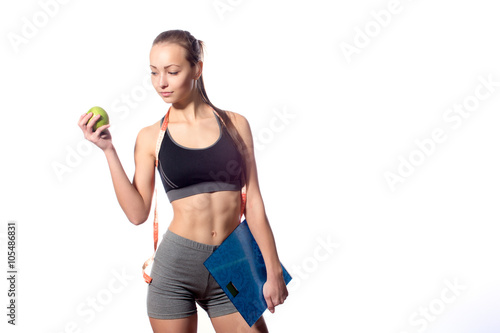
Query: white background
[{"left": 1, "top": 0, "right": 500, "bottom": 332}]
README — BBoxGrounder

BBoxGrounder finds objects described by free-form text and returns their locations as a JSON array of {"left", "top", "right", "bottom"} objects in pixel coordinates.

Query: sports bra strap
[{"left": 143, "top": 106, "right": 246, "bottom": 284}]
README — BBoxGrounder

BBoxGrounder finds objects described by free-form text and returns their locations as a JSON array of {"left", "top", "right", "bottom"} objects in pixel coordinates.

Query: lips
[{"left": 161, "top": 91, "right": 173, "bottom": 97}]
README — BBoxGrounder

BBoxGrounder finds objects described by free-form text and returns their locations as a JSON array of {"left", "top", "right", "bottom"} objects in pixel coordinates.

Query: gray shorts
[{"left": 147, "top": 229, "right": 238, "bottom": 320}]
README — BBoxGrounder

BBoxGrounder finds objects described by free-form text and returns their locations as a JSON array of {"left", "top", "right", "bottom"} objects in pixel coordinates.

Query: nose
[{"left": 158, "top": 73, "right": 168, "bottom": 89}]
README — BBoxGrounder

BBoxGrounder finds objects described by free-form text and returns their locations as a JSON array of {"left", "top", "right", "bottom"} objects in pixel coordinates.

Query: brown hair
[{"left": 152, "top": 29, "right": 247, "bottom": 180}]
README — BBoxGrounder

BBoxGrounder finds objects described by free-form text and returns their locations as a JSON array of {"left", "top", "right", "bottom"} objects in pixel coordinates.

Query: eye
[
  {"left": 168, "top": 72, "right": 178, "bottom": 75},
  {"left": 151, "top": 71, "right": 158, "bottom": 75}
]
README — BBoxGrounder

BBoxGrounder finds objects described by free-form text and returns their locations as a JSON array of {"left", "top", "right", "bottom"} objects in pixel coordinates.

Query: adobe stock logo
[
  {"left": 340, "top": 0, "right": 417, "bottom": 64},
  {"left": 399, "top": 278, "right": 466, "bottom": 333},
  {"left": 52, "top": 267, "right": 136, "bottom": 333},
  {"left": 287, "top": 235, "right": 340, "bottom": 293},
  {"left": 254, "top": 106, "right": 296, "bottom": 152},
  {"left": 384, "top": 74, "right": 499, "bottom": 191},
  {"left": 212, "top": 0, "right": 244, "bottom": 21},
  {"left": 7, "top": 0, "right": 72, "bottom": 54},
  {"left": 51, "top": 73, "right": 155, "bottom": 183}
]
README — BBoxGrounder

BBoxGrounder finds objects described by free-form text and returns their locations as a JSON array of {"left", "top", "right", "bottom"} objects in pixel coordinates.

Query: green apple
[{"left": 86, "top": 106, "right": 109, "bottom": 131}]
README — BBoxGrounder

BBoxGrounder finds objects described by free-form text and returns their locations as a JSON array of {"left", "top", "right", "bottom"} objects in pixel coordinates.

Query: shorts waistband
[{"left": 164, "top": 229, "right": 219, "bottom": 252}]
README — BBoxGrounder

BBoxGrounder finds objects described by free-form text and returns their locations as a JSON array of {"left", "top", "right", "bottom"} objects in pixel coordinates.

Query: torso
[
  {"left": 149, "top": 105, "right": 243, "bottom": 245},
  {"left": 170, "top": 191, "right": 241, "bottom": 245}
]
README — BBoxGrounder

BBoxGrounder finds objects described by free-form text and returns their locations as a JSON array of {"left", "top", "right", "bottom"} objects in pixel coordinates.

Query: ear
[{"left": 195, "top": 61, "right": 203, "bottom": 80}]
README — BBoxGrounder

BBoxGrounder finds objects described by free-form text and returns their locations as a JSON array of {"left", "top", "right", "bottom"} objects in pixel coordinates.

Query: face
[{"left": 149, "top": 42, "right": 202, "bottom": 104}]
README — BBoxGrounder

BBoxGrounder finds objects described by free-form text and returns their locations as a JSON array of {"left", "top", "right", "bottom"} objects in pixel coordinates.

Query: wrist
[
  {"left": 103, "top": 144, "right": 116, "bottom": 156},
  {"left": 266, "top": 264, "right": 283, "bottom": 279}
]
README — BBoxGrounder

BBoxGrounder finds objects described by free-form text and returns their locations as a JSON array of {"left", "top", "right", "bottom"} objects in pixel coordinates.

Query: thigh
[
  {"left": 149, "top": 313, "right": 198, "bottom": 333},
  {"left": 211, "top": 312, "right": 268, "bottom": 333},
  {"left": 147, "top": 233, "right": 200, "bottom": 320}
]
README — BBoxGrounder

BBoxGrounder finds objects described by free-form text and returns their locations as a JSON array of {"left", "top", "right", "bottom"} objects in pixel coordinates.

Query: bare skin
[{"left": 78, "top": 42, "right": 287, "bottom": 332}]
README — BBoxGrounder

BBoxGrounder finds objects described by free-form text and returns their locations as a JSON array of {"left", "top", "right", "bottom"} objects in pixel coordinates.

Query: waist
[{"left": 168, "top": 191, "right": 241, "bottom": 245}]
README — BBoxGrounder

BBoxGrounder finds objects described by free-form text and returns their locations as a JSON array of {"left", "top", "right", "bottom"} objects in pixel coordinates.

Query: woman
[{"left": 78, "top": 30, "right": 288, "bottom": 333}]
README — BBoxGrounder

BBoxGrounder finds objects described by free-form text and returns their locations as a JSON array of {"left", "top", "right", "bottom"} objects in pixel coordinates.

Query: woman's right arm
[{"left": 78, "top": 112, "right": 156, "bottom": 225}]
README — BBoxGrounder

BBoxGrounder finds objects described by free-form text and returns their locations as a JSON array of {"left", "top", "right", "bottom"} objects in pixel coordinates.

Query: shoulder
[
  {"left": 138, "top": 120, "right": 161, "bottom": 139},
  {"left": 225, "top": 110, "right": 251, "bottom": 133},
  {"left": 135, "top": 119, "right": 162, "bottom": 153},
  {"left": 224, "top": 110, "right": 254, "bottom": 150}
]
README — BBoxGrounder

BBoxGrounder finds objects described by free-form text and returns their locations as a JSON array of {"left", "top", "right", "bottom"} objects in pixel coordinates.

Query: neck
[{"left": 170, "top": 89, "right": 209, "bottom": 122}]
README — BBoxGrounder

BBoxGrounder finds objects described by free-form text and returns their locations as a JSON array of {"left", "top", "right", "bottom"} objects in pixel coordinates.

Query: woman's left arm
[{"left": 231, "top": 112, "right": 289, "bottom": 314}]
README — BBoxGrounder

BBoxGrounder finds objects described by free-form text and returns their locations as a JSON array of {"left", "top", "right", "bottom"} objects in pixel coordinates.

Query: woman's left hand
[{"left": 263, "top": 273, "right": 289, "bottom": 313}]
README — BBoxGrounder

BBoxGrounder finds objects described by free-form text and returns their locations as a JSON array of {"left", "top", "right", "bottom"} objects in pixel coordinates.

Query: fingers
[
  {"left": 264, "top": 282, "right": 288, "bottom": 314},
  {"left": 94, "top": 123, "right": 111, "bottom": 136},
  {"left": 78, "top": 112, "right": 92, "bottom": 134},
  {"left": 265, "top": 297, "right": 275, "bottom": 314},
  {"left": 265, "top": 295, "right": 286, "bottom": 314},
  {"left": 78, "top": 111, "right": 100, "bottom": 127},
  {"left": 78, "top": 112, "right": 92, "bottom": 127},
  {"left": 264, "top": 293, "right": 283, "bottom": 314},
  {"left": 77, "top": 112, "right": 112, "bottom": 151},
  {"left": 78, "top": 112, "right": 111, "bottom": 146},
  {"left": 78, "top": 112, "right": 102, "bottom": 135},
  {"left": 86, "top": 113, "right": 100, "bottom": 132}
]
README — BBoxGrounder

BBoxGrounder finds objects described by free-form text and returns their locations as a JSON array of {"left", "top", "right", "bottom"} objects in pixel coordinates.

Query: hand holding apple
[
  {"left": 78, "top": 106, "right": 112, "bottom": 151},
  {"left": 86, "top": 106, "right": 109, "bottom": 131}
]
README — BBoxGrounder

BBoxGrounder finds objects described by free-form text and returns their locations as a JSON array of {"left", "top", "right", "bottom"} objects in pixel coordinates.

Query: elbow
[
  {"left": 245, "top": 195, "right": 265, "bottom": 212},
  {"left": 130, "top": 219, "right": 145, "bottom": 226},
  {"left": 128, "top": 212, "right": 148, "bottom": 226},
  {"left": 244, "top": 197, "right": 266, "bottom": 221}
]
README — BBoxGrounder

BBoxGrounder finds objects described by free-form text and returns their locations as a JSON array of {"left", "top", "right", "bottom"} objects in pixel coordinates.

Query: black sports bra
[{"left": 157, "top": 111, "right": 243, "bottom": 202}]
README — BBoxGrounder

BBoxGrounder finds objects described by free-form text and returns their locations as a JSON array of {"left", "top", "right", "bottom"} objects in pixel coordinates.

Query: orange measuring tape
[{"left": 142, "top": 106, "right": 247, "bottom": 284}]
